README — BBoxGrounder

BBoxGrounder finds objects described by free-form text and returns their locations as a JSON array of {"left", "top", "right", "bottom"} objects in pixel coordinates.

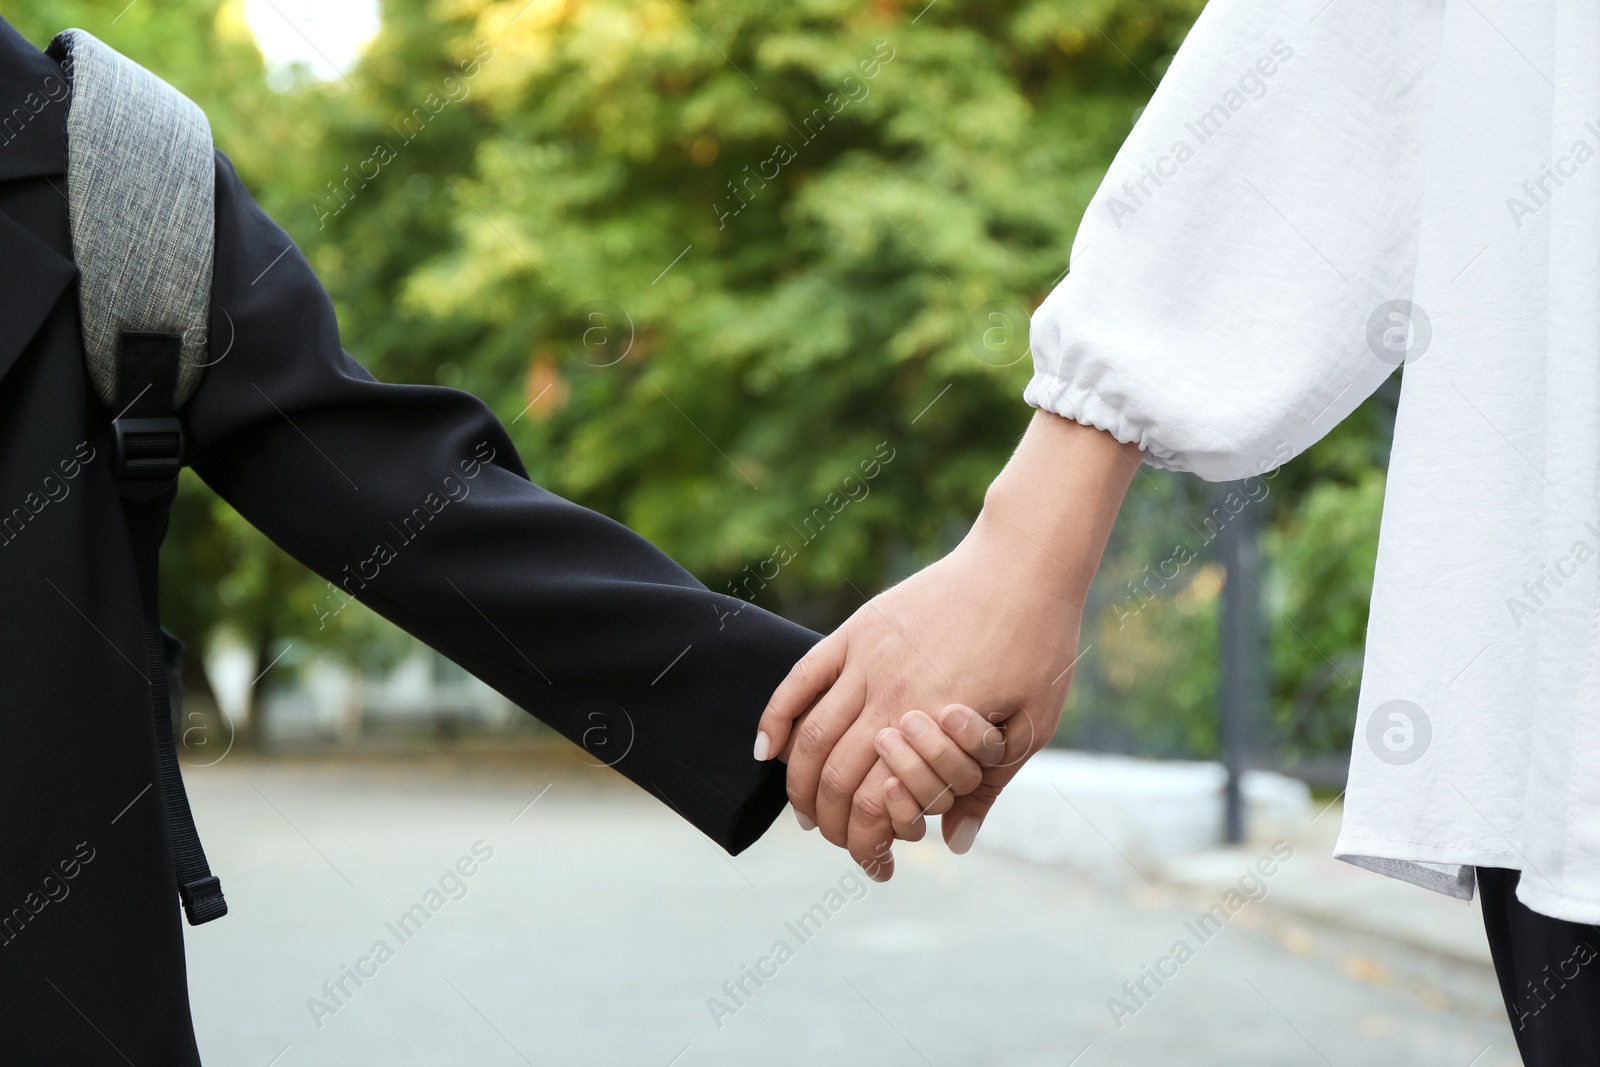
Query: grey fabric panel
[
  {"left": 51, "top": 29, "right": 213, "bottom": 409},
  {"left": 1337, "top": 853, "right": 1477, "bottom": 901}
]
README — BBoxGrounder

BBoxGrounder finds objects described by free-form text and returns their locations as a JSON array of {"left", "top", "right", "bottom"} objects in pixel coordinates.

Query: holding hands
[{"left": 757, "top": 412, "right": 1142, "bottom": 879}]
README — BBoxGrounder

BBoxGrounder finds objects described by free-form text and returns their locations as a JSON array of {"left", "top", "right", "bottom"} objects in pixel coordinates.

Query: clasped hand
[{"left": 753, "top": 413, "right": 1141, "bottom": 880}]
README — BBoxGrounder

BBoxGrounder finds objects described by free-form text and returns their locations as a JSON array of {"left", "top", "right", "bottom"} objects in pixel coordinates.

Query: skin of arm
[{"left": 756, "top": 409, "right": 1142, "bottom": 878}]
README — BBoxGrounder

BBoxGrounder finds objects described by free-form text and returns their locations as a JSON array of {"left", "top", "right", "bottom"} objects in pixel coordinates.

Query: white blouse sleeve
[{"left": 1026, "top": 0, "right": 1446, "bottom": 482}]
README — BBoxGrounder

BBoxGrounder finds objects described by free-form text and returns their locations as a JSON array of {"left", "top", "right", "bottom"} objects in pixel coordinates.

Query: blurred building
[{"left": 206, "top": 637, "right": 523, "bottom": 747}]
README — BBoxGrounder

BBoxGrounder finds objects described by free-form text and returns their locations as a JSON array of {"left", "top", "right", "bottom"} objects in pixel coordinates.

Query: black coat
[{"left": 0, "top": 19, "right": 816, "bottom": 1063}]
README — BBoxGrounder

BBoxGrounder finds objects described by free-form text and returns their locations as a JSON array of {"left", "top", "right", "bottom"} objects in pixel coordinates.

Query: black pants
[{"left": 1479, "top": 867, "right": 1600, "bottom": 1064}]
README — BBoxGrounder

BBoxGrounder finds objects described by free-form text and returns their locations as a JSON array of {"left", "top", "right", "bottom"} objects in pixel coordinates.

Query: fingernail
[
  {"left": 885, "top": 777, "right": 904, "bottom": 801},
  {"left": 875, "top": 727, "right": 905, "bottom": 755},
  {"left": 948, "top": 816, "right": 981, "bottom": 855},
  {"left": 753, "top": 731, "right": 771, "bottom": 761},
  {"left": 795, "top": 808, "right": 817, "bottom": 831},
  {"left": 901, "top": 711, "right": 931, "bottom": 740},
  {"left": 939, "top": 705, "right": 969, "bottom": 732}
]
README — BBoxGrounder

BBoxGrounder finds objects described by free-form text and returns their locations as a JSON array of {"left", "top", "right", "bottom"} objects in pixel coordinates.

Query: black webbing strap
[{"left": 113, "top": 330, "right": 227, "bottom": 926}]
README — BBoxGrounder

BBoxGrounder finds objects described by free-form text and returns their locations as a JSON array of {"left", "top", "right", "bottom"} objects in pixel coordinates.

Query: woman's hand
[{"left": 756, "top": 412, "right": 1141, "bottom": 877}]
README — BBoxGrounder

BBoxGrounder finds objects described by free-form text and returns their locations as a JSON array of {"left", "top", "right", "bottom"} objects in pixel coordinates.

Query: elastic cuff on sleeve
[{"left": 1023, "top": 372, "right": 1180, "bottom": 471}]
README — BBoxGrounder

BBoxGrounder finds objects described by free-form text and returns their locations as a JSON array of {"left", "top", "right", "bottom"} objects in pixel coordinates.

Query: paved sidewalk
[
  {"left": 178, "top": 753, "right": 1519, "bottom": 1067},
  {"left": 1158, "top": 805, "right": 1493, "bottom": 969},
  {"left": 975, "top": 750, "right": 1495, "bottom": 969}
]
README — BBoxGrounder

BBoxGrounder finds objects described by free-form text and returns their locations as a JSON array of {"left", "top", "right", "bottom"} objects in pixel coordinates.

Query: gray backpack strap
[
  {"left": 48, "top": 27, "right": 213, "bottom": 411},
  {"left": 47, "top": 29, "right": 228, "bottom": 928}
]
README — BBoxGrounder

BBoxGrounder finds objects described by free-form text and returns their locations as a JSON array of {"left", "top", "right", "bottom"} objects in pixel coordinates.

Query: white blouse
[{"left": 1027, "top": 0, "right": 1600, "bottom": 922}]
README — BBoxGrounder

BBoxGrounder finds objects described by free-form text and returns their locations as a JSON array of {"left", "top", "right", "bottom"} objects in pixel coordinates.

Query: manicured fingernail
[
  {"left": 753, "top": 731, "right": 771, "bottom": 761},
  {"left": 901, "top": 711, "right": 931, "bottom": 740},
  {"left": 795, "top": 809, "right": 817, "bottom": 831},
  {"left": 948, "top": 816, "right": 980, "bottom": 855},
  {"left": 875, "top": 727, "right": 905, "bottom": 755}
]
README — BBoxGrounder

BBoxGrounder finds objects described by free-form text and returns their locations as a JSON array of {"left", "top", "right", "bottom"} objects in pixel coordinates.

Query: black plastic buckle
[
  {"left": 111, "top": 416, "right": 184, "bottom": 502},
  {"left": 179, "top": 874, "right": 228, "bottom": 926}
]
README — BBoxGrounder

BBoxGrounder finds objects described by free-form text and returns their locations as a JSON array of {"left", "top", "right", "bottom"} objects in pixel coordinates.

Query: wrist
[{"left": 969, "top": 411, "right": 1140, "bottom": 598}]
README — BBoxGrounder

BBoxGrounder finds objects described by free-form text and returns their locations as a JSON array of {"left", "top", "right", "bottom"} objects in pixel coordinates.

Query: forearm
[{"left": 967, "top": 409, "right": 1143, "bottom": 599}]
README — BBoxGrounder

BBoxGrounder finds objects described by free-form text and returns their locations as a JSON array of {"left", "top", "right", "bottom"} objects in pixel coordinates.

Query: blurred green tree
[
  {"left": 5, "top": 0, "right": 1398, "bottom": 769},
  {"left": 301, "top": 0, "right": 1207, "bottom": 629}
]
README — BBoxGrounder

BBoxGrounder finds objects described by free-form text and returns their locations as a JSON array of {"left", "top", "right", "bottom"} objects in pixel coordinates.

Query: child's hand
[{"left": 876, "top": 705, "right": 1007, "bottom": 841}]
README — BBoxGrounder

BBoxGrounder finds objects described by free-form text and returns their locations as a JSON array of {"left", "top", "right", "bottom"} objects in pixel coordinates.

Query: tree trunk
[
  {"left": 177, "top": 647, "right": 230, "bottom": 763},
  {"left": 240, "top": 629, "right": 274, "bottom": 750}
]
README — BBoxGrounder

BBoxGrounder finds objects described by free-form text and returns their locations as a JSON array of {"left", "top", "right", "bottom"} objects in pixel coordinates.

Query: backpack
[{"left": 47, "top": 28, "right": 227, "bottom": 926}]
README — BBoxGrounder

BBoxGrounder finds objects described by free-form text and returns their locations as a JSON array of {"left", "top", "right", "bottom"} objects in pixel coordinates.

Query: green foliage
[
  {"left": 1264, "top": 467, "right": 1385, "bottom": 760},
  {"left": 5, "top": 0, "right": 306, "bottom": 187},
  {"left": 7, "top": 0, "right": 1396, "bottom": 765},
  {"left": 295, "top": 0, "right": 1210, "bottom": 630},
  {"left": 1061, "top": 376, "right": 1397, "bottom": 763}
]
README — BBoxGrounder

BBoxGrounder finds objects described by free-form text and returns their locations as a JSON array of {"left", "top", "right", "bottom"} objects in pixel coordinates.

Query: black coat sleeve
[{"left": 183, "top": 151, "right": 817, "bottom": 854}]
